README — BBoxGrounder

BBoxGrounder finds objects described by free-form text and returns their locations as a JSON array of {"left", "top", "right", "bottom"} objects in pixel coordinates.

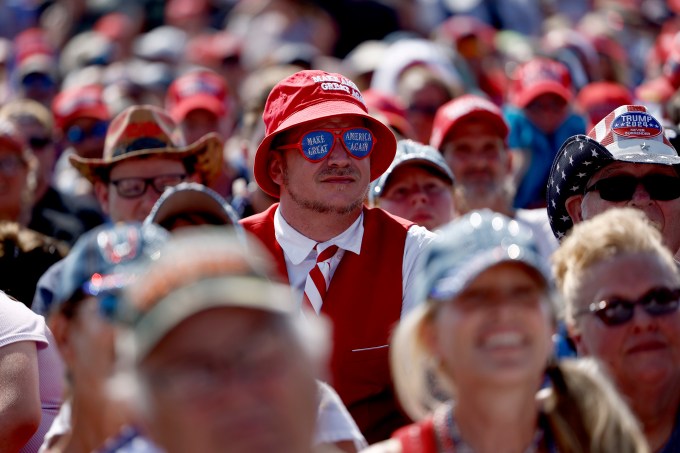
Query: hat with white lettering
[
  {"left": 253, "top": 69, "right": 397, "bottom": 197},
  {"left": 547, "top": 105, "right": 680, "bottom": 240}
]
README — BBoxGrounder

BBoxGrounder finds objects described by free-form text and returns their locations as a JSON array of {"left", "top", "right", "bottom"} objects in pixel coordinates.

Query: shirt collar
[{"left": 274, "top": 206, "right": 364, "bottom": 265}]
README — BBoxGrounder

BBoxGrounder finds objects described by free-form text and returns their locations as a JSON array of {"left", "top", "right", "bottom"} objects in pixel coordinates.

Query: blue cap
[
  {"left": 417, "top": 209, "right": 550, "bottom": 303},
  {"left": 53, "top": 222, "right": 170, "bottom": 315}
]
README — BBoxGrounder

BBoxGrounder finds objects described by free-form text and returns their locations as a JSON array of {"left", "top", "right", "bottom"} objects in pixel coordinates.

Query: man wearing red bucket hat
[{"left": 240, "top": 70, "right": 435, "bottom": 443}]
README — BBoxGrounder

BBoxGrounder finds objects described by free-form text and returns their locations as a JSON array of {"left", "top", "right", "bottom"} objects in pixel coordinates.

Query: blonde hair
[
  {"left": 551, "top": 207, "right": 678, "bottom": 325},
  {"left": 541, "top": 358, "right": 649, "bottom": 453},
  {"left": 390, "top": 300, "right": 649, "bottom": 452}
]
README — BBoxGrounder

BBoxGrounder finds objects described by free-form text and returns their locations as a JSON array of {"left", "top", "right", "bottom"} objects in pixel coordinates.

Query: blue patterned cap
[
  {"left": 417, "top": 209, "right": 550, "bottom": 302},
  {"left": 54, "top": 222, "right": 170, "bottom": 314}
]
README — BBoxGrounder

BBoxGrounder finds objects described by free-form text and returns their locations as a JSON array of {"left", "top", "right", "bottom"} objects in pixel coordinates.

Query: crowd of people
[{"left": 1, "top": 1, "right": 680, "bottom": 452}]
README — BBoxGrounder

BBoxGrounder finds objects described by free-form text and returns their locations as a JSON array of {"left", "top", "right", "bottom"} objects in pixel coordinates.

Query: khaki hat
[{"left": 69, "top": 104, "right": 223, "bottom": 185}]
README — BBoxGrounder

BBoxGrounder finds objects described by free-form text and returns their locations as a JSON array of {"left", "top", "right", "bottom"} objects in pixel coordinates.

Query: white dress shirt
[{"left": 273, "top": 206, "right": 436, "bottom": 317}]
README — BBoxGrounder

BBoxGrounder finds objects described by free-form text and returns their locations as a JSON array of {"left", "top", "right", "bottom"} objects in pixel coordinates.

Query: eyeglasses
[
  {"left": 574, "top": 286, "right": 680, "bottom": 326},
  {"left": 66, "top": 121, "right": 108, "bottom": 144},
  {"left": 584, "top": 174, "right": 680, "bottom": 202},
  {"left": 277, "top": 127, "right": 376, "bottom": 162},
  {"left": 28, "top": 136, "right": 51, "bottom": 150},
  {"left": 109, "top": 174, "right": 186, "bottom": 199}
]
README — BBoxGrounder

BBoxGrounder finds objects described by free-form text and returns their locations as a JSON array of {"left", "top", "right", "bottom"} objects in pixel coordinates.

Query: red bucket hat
[
  {"left": 253, "top": 70, "right": 397, "bottom": 198},
  {"left": 69, "top": 105, "right": 223, "bottom": 185}
]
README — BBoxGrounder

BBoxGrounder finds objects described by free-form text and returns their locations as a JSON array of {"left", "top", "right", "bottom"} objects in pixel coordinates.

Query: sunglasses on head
[
  {"left": 575, "top": 286, "right": 680, "bottom": 326},
  {"left": 584, "top": 174, "right": 680, "bottom": 202},
  {"left": 66, "top": 121, "right": 108, "bottom": 144},
  {"left": 276, "top": 127, "right": 376, "bottom": 163}
]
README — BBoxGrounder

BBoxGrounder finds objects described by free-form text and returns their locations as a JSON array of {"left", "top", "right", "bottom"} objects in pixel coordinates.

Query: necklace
[{"left": 432, "top": 404, "right": 547, "bottom": 453}]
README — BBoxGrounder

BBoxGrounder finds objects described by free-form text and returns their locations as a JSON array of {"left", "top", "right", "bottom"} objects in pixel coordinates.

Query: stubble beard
[{"left": 282, "top": 162, "right": 367, "bottom": 215}]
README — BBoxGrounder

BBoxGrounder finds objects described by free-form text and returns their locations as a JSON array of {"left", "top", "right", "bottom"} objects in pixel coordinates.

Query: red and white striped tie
[{"left": 302, "top": 244, "right": 339, "bottom": 314}]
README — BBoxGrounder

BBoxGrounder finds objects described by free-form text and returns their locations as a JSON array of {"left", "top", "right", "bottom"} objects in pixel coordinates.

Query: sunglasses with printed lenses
[
  {"left": 66, "top": 121, "right": 108, "bottom": 144},
  {"left": 585, "top": 174, "right": 680, "bottom": 202},
  {"left": 277, "top": 127, "right": 376, "bottom": 162},
  {"left": 575, "top": 287, "right": 680, "bottom": 326},
  {"left": 110, "top": 174, "right": 186, "bottom": 199}
]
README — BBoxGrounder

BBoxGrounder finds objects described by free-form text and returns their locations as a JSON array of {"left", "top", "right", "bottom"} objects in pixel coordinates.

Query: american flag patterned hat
[{"left": 547, "top": 105, "right": 680, "bottom": 240}]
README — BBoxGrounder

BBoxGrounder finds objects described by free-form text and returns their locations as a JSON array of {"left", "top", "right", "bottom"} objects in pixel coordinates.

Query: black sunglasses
[
  {"left": 574, "top": 286, "right": 680, "bottom": 326},
  {"left": 28, "top": 136, "right": 52, "bottom": 150},
  {"left": 584, "top": 174, "right": 680, "bottom": 202}
]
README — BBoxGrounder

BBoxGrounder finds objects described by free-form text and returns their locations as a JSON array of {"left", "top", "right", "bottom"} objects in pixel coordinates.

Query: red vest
[{"left": 240, "top": 204, "right": 413, "bottom": 443}]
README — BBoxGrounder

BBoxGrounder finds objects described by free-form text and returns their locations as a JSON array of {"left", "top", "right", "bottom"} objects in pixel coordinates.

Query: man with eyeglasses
[
  {"left": 552, "top": 207, "right": 680, "bottom": 453},
  {"left": 240, "top": 69, "right": 435, "bottom": 443},
  {"left": 548, "top": 105, "right": 680, "bottom": 262},
  {"left": 31, "top": 104, "right": 223, "bottom": 314}
]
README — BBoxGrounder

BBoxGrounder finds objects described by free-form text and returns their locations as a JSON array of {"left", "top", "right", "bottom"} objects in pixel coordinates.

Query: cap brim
[
  {"left": 132, "top": 276, "right": 294, "bottom": 360},
  {"left": 371, "top": 156, "right": 454, "bottom": 202},
  {"left": 169, "top": 94, "right": 226, "bottom": 123},
  {"left": 69, "top": 132, "right": 224, "bottom": 185},
  {"left": 254, "top": 101, "right": 396, "bottom": 198},
  {"left": 146, "top": 184, "right": 237, "bottom": 227},
  {"left": 514, "top": 81, "right": 573, "bottom": 108}
]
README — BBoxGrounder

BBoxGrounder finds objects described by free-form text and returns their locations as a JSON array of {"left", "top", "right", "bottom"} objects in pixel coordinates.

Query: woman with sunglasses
[
  {"left": 553, "top": 207, "right": 680, "bottom": 453},
  {"left": 364, "top": 209, "right": 648, "bottom": 453}
]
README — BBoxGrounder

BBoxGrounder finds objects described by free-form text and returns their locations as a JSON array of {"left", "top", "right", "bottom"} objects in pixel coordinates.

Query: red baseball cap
[
  {"left": 52, "top": 84, "right": 110, "bottom": 131},
  {"left": 254, "top": 70, "right": 397, "bottom": 198},
  {"left": 430, "top": 94, "right": 509, "bottom": 150},
  {"left": 576, "top": 81, "right": 634, "bottom": 129},
  {"left": 509, "top": 57, "right": 573, "bottom": 108},
  {"left": 165, "top": 69, "right": 230, "bottom": 123}
]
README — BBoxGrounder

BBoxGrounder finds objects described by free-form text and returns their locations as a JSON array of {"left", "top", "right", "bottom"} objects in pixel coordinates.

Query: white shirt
[{"left": 274, "top": 206, "right": 436, "bottom": 317}]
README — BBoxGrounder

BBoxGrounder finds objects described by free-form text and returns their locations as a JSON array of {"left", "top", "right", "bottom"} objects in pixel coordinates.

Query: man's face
[
  {"left": 440, "top": 120, "right": 510, "bottom": 202},
  {"left": 181, "top": 109, "right": 223, "bottom": 144},
  {"left": 566, "top": 162, "right": 680, "bottom": 256},
  {"left": 95, "top": 157, "right": 197, "bottom": 223},
  {"left": 377, "top": 164, "right": 454, "bottom": 231},
  {"left": 269, "top": 116, "right": 371, "bottom": 216},
  {"left": 15, "top": 118, "right": 56, "bottom": 200},
  {"left": 523, "top": 93, "right": 568, "bottom": 134},
  {"left": 0, "top": 148, "right": 28, "bottom": 222},
  {"left": 139, "top": 308, "right": 318, "bottom": 453}
]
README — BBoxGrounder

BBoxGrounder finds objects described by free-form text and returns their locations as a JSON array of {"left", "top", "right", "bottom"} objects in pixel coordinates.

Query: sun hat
[
  {"left": 165, "top": 69, "right": 231, "bottom": 123},
  {"left": 508, "top": 57, "right": 574, "bottom": 109},
  {"left": 417, "top": 209, "right": 550, "bottom": 303},
  {"left": 370, "top": 139, "right": 453, "bottom": 204},
  {"left": 144, "top": 181, "right": 240, "bottom": 229},
  {"left": 118, "top": 227, "right": 294, "bottom": 360},
  {"left": 253, "top": 69, "right": 397, "bottom": 198},
  {"left": 430, "top": 94, "right": 509, "bottom": 150},
  {"left": 69, "top": 104, "right": 223, "bottom": 185},
  {"left": 547, "top": 104, "right": 680, "bottom": 240}
]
